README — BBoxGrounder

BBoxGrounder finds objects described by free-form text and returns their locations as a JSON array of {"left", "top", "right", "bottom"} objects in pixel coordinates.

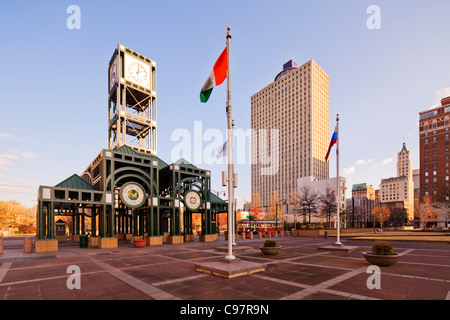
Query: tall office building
[
  {"left": 251, "top": 59, "right": 329, "bottom": 207},
  {"left": 419, "top": 96, "right": 450, "bottom": 202},
  {"left": 380, "top": 142, "right": 415, "bottom": 222}
]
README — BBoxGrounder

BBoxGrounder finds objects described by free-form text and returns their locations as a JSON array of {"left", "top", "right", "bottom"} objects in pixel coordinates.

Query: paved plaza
[{"left": 1, "top": 234, "right": 450, "bottom": 305}]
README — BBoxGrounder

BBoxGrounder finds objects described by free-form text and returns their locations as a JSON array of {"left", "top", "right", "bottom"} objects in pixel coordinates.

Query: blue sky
[{"left": 0, "top": 0, "right": 449, "bottom": 208}]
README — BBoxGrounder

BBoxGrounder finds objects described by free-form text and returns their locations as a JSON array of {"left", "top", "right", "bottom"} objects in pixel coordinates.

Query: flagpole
[
  {"left": 231, "top": 119, "right": 236, "bottom": 246},
  {"left": 225, "top": 26, "right": 236, "bottom": 260},
  {"left": 335, "top": 114, "right": 342, "bottom": 246}
]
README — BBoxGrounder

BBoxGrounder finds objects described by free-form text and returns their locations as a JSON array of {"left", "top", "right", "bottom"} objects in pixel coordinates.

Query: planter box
[
  {"left": 125, "top": 233, "right": 133, "bottom": 240},
  {"left": 225, "top": 234, "right": 239, "bottom": 241},
  {"left": 260, "top": 246, "right": 281, "bottom": 255},
  {"left": 89, "top": 236, "right": 99, "bottom": 247},
  {"left": 35, "top": 239, "right": 58, "bottom": 253},
  {"left": 147, "top": 236, "right": 164, "bottom": 246},
  {"left": 293, "top": 229, "right": 324, "bottom": 237},
  {"left": 362, "top": 252, "right": 401, "bottom": 267},
  {"left": 167, "top": 235, "right": 184, "bottom": 244},
  {"left": 98, "top": 237, "right": 118, "bottom": 249},
  {"left": 199, "top": 234, "right": 216, "bottom": 242},
  {"left": 55, "top": 235, "right": 67, "bottom": 242},
  {"left": 134, "top": 239, "right": 146, "bottom": 248},
  {"left": 131, "top": 235, "right": 144, "bottom": 244}
]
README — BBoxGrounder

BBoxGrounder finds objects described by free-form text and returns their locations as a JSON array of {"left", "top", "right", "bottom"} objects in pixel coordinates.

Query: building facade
[
  {"left": 350, "top": 183, "right": 379, "bottom": 228},
  {"left": 297, "top": 176, "right": 346, "bottom": 226},
  {"left": 251, "top": 59, "right": 329, "bottom": 207},
  {"left": 380, "top": 143, "right": 415, "bottom": 223},
  {"left": 412, "top": 169, "right": 420, "bottom": 201},
  {"left": 297, "top": 176, "right": 346, "bottom": 209},
  {"left": 418, "top": 96, "right": 450, "bottom": 228},
  {"left": 352, "top": 183, "right": 375, "bottom": 201},
  {"left": 419, "top": 96, "right": 450, "bottom": 202}
]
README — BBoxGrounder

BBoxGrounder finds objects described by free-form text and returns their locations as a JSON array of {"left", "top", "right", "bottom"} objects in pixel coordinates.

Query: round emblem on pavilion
[
  {"left": 185, "top": 190, "right": 201, "bottom": 211},
  {"left": 120, "top": 182, "right": 146, "bottom": 208}
]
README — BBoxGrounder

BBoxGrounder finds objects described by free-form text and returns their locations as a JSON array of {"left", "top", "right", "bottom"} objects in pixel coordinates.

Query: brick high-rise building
[
  {"left": 251, "top": 59, "right": 329, "bottom": 207},
  {"left": 419, "top": 96, "right": 450, "bottom": 203}
]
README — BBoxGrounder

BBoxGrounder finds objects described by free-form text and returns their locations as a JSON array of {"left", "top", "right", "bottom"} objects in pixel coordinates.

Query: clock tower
[{"left": 108, "top": 44, "right": 157, "bottom": 155}]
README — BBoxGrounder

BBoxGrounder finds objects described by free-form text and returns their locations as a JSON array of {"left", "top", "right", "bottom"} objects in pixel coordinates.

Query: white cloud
[
  {"left": 0, "top": 133, "right": 22, "bottom": 141},
  {"left": 0, "top": 158, "right": 15, "bottom": 169},
  {"left": 0, "top": 150, "right": 38, "bottom": 169},
  {"left": 429, "top": 87, "right": 450, "bottom": 109},
  {"left": 355, "top": 158, "right": 374, "bottom": 166},
  {"left": 21, "top": 152, "right": 37, "bottom": 159},
  {"left": 1, "top": 153, "right": 19, "bottom": 160},
  {"left": 381, "top": 158, "right": 393, "bottom": 166},
  {"left": 343, "top": 166, "right": 355, "bottom": 174},
  {"left": 14, "top": 178, "right": 36, "bottom": 185}
]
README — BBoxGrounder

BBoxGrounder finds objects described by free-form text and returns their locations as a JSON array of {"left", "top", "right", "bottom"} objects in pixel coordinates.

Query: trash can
[
  {"left": 324, "top": 230, "right": 328, "bottom": 239},
  {"left": 79, "top": 235, "right": 88, "bottom": 248}
]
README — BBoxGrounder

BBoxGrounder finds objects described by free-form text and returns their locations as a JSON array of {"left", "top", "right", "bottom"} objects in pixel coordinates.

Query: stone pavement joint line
[
  {"left": 152, "top": 274, "right": 208, "bottom": 287},
  {"left": 86, "top": 256, "right": 180, "bottom": 300},
  {"left": 279, "top": 266, "right": 369, "bottom": 300},
  {"left": 0, "top": 263, "right": 12, "bottom": 284}
]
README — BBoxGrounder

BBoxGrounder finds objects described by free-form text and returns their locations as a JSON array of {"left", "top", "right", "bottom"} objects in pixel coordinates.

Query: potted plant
[
  {"left": 362, "top": 243, "right": 402, "bottom": 266},
  {"left": 134, "top": 239, "right": 146, "bottom": 248},
  {"left": 260, "top": 239, "right": 281, "bottom": 255}
]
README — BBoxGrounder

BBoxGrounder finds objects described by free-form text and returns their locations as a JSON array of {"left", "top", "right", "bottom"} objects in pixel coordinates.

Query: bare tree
[
  {"left": 298, "top": 185, "right": 319, "bottom": 224},
  {"left": 319, "top": 186, "right": 337, "bottom": 228}
]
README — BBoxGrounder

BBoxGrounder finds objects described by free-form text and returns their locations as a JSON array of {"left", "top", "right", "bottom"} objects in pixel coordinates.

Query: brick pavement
[{"left": 1, "top": 235, "right": 450, "bottom": 305}]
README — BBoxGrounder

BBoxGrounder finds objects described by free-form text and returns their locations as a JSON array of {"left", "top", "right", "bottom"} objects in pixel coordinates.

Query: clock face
[
  {"left": 109, "top": 57, "right": 117, "bottom": 91},
  {"left": 128, "top": 62, "right": 148, "bottom": 83},
  {"left": 110, "top": 63, "right": 116, "bottom": 83}
]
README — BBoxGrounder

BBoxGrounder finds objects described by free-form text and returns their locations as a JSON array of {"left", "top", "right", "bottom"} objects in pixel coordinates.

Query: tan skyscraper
[
  {"left": 380, "top": 142, "right": 414, "bottom": 222},
  {"left": 251, "top": 59, "right": 329, "bottom": 207}
]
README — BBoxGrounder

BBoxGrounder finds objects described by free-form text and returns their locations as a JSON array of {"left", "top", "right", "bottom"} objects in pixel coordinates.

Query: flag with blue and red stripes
[{"left": 325, "top": 125, "right": 337, "bottom": 161}]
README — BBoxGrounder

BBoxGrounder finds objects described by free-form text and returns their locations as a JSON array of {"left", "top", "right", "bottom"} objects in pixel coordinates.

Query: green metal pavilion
[{"left": 36, "top": 145, "right": 227, "bottom": 251}]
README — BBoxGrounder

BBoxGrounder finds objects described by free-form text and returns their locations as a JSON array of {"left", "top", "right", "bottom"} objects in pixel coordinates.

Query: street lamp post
[
  {"left": 275, "top": 199, "right": 286, "bottom": 234},
  {"left": 284, "top": 201, "right": 288, "bottom": 231},
  {"left": 293, "top": 207, "right": 297, "bottom": 231},
  {"left": 302, "top": 201, "right": 307, "bottom": 224}
]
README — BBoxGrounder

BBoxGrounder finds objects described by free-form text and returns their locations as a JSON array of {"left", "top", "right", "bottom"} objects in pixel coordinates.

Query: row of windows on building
[
  {"left": 424, "top": 156, "right": 450, "bottom": 163},
  {"left": 423, "top": 134, "right": 450, "bottom": 143},
  {"left": 422, "top": 120, "right": 450, "bottom": 130},
  {"left": 423, "top": 144, "right": 450, "bottom": 152}
]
